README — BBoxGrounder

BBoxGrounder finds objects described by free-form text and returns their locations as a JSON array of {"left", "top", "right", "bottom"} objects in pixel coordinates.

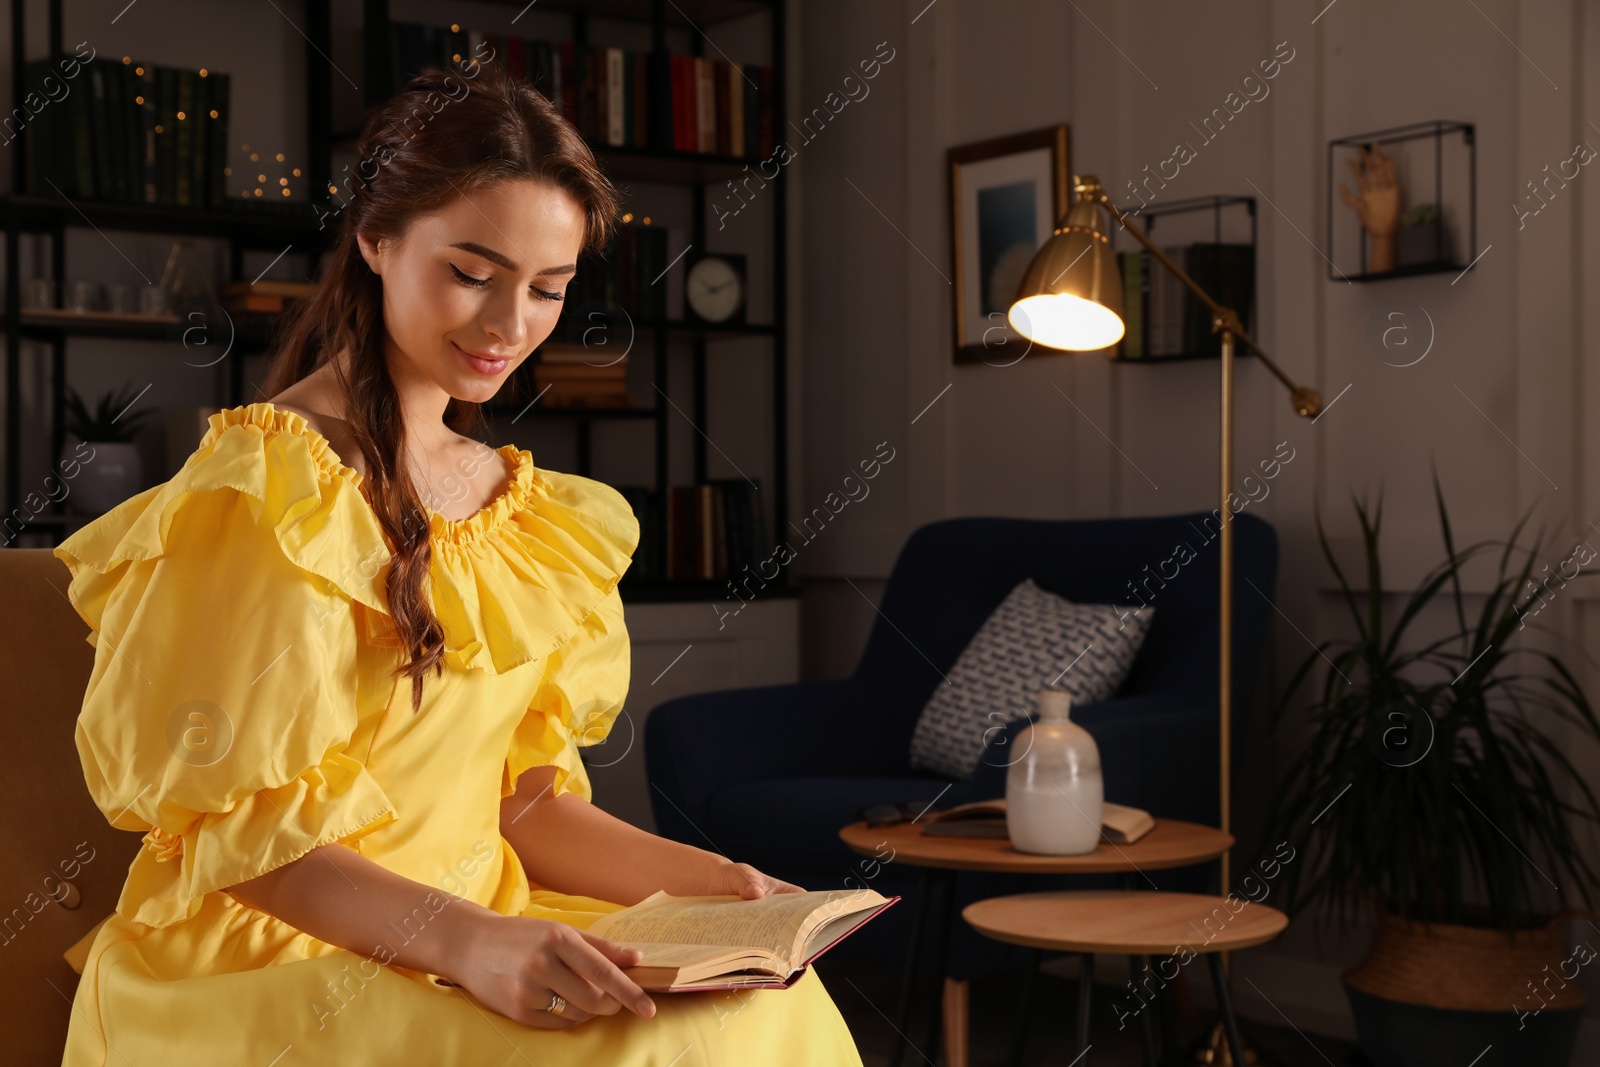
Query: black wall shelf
[
  {"left": 1326, "top": 120, "right": 1476, "bottom": 283},
  {"left": 1106, "top": 194, "right": 1258, "bottom": 364}
]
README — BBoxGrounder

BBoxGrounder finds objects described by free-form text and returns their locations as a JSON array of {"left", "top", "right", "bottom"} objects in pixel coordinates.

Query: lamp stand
[
  {"left": 1008, "top": 177, "right": 1321, "bottom": 1066},
  {"left": 1190, "top": 328, "right": 1267, "bottom": 1067},
  {"left": 1084, "top": 185, "right": 1315, "bottom": 1067}
]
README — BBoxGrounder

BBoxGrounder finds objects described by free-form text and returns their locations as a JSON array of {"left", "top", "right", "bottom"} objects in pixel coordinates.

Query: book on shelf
[
  {"left": 23, "top": 56, "right": 230, "bottom": 208},
  {"left": 391, "top": 21, "right": 776, "bottom": 160},
  {"left": 548, "top": 221, "right": 689, "bottom": 342},
  {"left": 920, "top": 798, "right": 1156, "bottom": 844},
  {"left": 660, "top": 479, "right": 767, "bottom": 583},
  {"left": 617, "top": 486, "right": 662, "bottom": 583},
  {"left": 531, "top": 342, "right": 630, "bottom": 407},
  {"left": 579, "top": 887, "right": 898, "bottom": 992},
  {"left": 1114, "top": 243, "right": 1253, "bottom": 360},
  {"left": 220, "top": 280, "right": 315, "bottom": 314},
  {"left": 1116, "top": 251, "right": 1145, "bottom": 361},
  {"left": 1182, "top": 243, "right": 1254, "bottom": 359}
]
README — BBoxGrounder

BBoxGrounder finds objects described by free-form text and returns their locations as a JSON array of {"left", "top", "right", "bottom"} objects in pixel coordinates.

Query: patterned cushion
[{"left": 908, "top": 578, "right": 1154, "bottom": 779}]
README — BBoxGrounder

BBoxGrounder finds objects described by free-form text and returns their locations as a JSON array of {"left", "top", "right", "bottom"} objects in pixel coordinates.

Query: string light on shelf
[{"left": 232, "top": 143, "right": 302, "bottom": 199}]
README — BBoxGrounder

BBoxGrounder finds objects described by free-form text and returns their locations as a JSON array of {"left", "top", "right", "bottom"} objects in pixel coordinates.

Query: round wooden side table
[
  {"left": 965, "top": 890, "right": 1290, "bottom": 1066},
  {"left": 840, "top": 817, "right": 1232, "bottom": 1067}
]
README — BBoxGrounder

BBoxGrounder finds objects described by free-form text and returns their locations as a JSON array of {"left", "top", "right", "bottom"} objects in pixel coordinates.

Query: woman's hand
[
  {"left": 449, "top": 911, "right": 657, "bottom": 1029},
  {"left": 711, "top": 859, "right": 805, "bottom": 899}
]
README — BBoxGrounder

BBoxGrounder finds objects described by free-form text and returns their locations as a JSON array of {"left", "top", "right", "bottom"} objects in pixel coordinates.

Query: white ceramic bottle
[{"left": 1006, "top": 689, "right": 1104, "bottom": 854}]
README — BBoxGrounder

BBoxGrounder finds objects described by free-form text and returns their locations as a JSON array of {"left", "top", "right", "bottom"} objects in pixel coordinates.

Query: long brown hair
[{"left": 263, "top": 64, "right": 620, "bottom": 712}]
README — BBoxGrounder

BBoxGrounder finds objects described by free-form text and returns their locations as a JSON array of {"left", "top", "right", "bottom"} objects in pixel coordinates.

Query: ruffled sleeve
[
  {"left": 500, "top": 475, "right": 639, "bottom": 804},
  {"left": 51, "top": 410, "right": 399, "bottom": 929}
]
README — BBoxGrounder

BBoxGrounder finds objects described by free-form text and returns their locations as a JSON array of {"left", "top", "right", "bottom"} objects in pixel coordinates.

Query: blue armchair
[{"left": 645, "top": 511, "right": 1278, "bottom": 1026}]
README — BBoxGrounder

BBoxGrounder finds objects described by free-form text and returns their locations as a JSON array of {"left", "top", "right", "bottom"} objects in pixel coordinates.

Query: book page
[
  {"left": 588, "top": 889, "right": 884, "bottom": 964},
  {"left": 607, "top": 941, "right": 749, "bottom": 969}
]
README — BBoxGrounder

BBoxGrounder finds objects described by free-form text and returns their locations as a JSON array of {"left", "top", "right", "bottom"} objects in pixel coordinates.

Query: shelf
[
  {"left": 16, "top": 308, "right": 179, "bottom": 339},
  {"left": 592, "top": 145, "right": 770, "bottom": 186},
  {"left": 10, "top": 308, "right": 279, "bottom": 353},
  {"left": 618, "top": 576, "right": 798, "bottom": 603},
  {"left": 1326, "top": 121, "right": 1475, "bottom": 283},
  {"left": 633, "top": 318, "right": 775, "bottom": 340},
  {"left": 467, "top": 0, "right": 774, "bottom": 28},
  {"left": 324, "top": 135, "right": 772, "bottom": 187},
  {"left": 0, "top": 193, "right": 335, "bottom": 245},
  {"left": 1342, "top": 260, "right": 1471, "bottom": 283}
]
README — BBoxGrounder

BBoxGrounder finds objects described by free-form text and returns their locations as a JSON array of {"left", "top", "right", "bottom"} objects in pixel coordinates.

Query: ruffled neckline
[
  {"left": 201, "top": 402, "right": 537, "bottom": 546},
  {"left": 189, "top": 402, "right": 640, "bottom": 675}
]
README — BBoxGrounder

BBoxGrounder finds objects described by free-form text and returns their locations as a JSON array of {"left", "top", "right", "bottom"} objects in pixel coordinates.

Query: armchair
[{"left": 646, "top": 511, "right": 1278, "bottom": 985}]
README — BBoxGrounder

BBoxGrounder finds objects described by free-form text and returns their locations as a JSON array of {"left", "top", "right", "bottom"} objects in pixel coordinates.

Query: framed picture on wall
[{"left": 948, "top": 124, "right": 1071, "bottom": 364}]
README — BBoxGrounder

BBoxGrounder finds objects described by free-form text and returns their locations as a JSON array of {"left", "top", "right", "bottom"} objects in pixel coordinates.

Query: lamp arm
[{"left": 1077, "top": 187, "right": 1322, "bottom": 418}]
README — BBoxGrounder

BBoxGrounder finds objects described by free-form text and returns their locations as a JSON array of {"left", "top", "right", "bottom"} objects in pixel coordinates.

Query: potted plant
[
  {"left": 1256, "top": 478, "right": 1600, "bottom": 1067},
  {"left": 62, "top": 382, "right": 157, "bottom": 515},
  {"left": 1395, "top": 202, "right": 1457, "bottom": 267}
]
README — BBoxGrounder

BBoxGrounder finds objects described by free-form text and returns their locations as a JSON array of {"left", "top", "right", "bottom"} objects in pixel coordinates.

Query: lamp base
[{"left": 1191, "top": 1021, "right": 1266, "bottom": 1065}]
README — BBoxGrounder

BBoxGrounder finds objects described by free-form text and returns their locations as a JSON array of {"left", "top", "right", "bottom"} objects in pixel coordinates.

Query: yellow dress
[{"left": 51, "top": 402, "right": 864, "bottom": 1066}]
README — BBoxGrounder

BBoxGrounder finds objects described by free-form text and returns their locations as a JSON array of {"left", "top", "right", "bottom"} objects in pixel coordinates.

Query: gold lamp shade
[{"left": 1007, "top": 182, "right": 1124, "bottom": 351}]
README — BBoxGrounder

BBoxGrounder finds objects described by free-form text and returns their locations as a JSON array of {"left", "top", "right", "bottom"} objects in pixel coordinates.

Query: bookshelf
[{"left": 1, "top": 0, "right": 796, "bottom": 609}]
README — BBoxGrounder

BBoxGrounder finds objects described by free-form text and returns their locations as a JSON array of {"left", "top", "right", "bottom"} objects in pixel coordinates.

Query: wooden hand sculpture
[{"left": 1339, "top": 142, "right": 1401, "bottom": 273}]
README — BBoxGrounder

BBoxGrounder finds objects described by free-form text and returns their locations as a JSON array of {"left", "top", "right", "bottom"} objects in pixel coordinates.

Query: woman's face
[{"left": 357, "top": 178, "right": 588, "bottom": 406}]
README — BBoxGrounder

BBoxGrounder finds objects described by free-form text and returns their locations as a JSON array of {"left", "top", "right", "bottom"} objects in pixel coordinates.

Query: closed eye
[
  {"left": 450, "top": 263, "right": 489, "bottom": 288},
  {"left": 451, "top": 263, "right": 564, "bottom": 302}
]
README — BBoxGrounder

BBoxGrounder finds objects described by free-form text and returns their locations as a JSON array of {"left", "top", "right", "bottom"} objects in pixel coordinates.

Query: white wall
[{"left": 795, "top": 0, "right": 1599, "bottom": 1042}]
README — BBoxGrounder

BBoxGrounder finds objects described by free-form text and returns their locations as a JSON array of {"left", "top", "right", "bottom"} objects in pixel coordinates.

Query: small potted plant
[
  {"left": 1255, "top": 477, "right": 1600, "bottom": 1067},
  {"left": 62, "top": 382, "right": 158, "bottom": 514},
  {"left": 1395, "top": 202, "right": 1456, "bottom": 268}
]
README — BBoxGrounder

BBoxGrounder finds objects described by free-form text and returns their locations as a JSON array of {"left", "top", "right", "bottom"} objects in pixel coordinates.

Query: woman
[{"left": 53, "top": 66, "right": 864, "bottom": 1065}]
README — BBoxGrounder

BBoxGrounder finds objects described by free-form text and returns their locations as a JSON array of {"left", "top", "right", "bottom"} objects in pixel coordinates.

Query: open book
[
  {"left": 584, "top": 887, "right": 899, "bottom": 992},
  {"left": 922, "top": 798, "right": 1155, "bottom": 843}
]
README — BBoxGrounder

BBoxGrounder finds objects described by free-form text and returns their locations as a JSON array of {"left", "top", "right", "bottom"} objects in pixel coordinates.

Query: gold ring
[{"left": 547, "top": 993, "right": 567, "bottom": 1018}]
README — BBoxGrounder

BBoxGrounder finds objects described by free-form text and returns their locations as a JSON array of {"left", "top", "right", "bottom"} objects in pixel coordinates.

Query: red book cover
[
  {"left": 506, "top": 36, "right": 524, "bottom": 83},
  {"left": 698, "top": 484, "right": 714, "bottom": 579},
  {"left": 714, "top": 61, "right": 731, "bottom": 156},
  {"left": 678, "top": 55, "right": 697, "bottom": 153},
  {"left": 712, "top": 484, "right": 728, "bottom": 577}
]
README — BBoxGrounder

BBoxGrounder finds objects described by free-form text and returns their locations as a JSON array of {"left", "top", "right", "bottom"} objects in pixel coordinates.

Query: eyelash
[{"left": 450, "top": 263, "right": 563, "bottom": 302}]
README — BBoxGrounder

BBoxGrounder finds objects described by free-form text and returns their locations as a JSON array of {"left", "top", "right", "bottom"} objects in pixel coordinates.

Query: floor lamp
[{"left": 1008, "top": 174, "right": 1322, "bottom": 1065}]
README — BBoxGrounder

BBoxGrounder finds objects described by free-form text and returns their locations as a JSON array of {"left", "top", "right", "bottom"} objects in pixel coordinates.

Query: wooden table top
[
  {"left": 839, "top": 817, "right": 1233, "bottom": 874},
  {"left": 964, "top": 890, "right": 1288, "bottom": 955}
]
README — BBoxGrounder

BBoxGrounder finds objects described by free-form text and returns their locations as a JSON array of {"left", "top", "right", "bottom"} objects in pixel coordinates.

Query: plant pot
[
  {"left": 1343, "top": 911, "right": 1584, "bottom": 1067},
  {"left": 64, "top": 440, "right": 143, "bottom": 515},
  {"left": 1395, "top": 222, "right": 1457, "bottom": 268}
]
